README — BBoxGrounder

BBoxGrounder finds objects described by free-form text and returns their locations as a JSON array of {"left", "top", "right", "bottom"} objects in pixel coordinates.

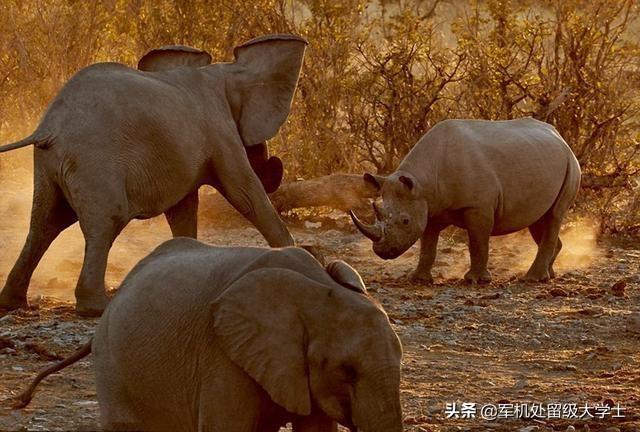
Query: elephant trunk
[{"left": 352, "top": 371, "right": 403, "bottom": 432}]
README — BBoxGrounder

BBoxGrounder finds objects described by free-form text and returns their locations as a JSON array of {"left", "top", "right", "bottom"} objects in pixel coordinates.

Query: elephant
[
  {"left": 13, "top": 239, "right": 404, "bottom": 432},
  {"left": 0, "top": 34, "right": 307, "bottom": 316},
  {"left": 350, "top": 117, "right": 581, "bottom": 284}
]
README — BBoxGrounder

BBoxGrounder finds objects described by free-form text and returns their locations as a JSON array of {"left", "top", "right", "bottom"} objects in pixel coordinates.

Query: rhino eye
[{"left": 403, "top": 218, "right": 410, "bottom": 225}]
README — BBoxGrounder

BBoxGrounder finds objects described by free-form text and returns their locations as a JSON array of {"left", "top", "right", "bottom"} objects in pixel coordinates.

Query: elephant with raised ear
[
  {"left": 13, "top": 239, "right": 404, "bottom": 432},
  {"left": 0, "top": 34, "right": 306, "bottom": 316},
  {"left": 138, "top": 45, "right": 285, "bottom": 194}
]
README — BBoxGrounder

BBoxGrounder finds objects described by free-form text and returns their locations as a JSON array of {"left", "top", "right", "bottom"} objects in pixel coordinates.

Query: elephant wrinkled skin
[
  {"left": 0, "top": 34, "right": 307, "bottom": 316},
  {"left": 350, "top": 117, "right": 581, "bottom": 284},
  {"left": 15, "top": 239, "right": 404, "bottom": 432}
]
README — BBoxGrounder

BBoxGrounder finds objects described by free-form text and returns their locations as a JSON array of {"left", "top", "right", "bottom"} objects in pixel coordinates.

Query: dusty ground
[{"left": 0, "top": 202, "right": 639, "bottom": 431}]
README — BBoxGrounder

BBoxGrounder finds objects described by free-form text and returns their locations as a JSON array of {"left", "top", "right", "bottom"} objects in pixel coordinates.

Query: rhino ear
[
  {"left": 138, "top": 45, "right": 212, "bottom": 71},
  {"left": 364, "top": 173, "right": 386, "bottom": 192},
  {"left": 227, "top": 34, "right": 308, "bottom": 147},
  {"left": 399, "top": 175, "right": 415, "bottom": 191}
]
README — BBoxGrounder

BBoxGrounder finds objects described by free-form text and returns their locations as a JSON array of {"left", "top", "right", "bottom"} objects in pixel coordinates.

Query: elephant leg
[
  {"left": 528, "top": 220, "right": 563, "bottom": 279},
  {"left": 0, "top": 179, "right": 77, "bottom": 311},
  {"left": 463, "top": 208, "right": 493, "bottom": 284},
  {"left": 409, "top": 223, "right": 445, "bottom": 284},
  {"left": 165, "top": 191, "right": 199, "bottom": 238},
  {"left": 196, "top": 397, "right": 264, "bottom": 432},
  {"left": 292, "top": 412, "right": 338, "bottom": 432},
  {"left": 214, "top": 148, "right": 293, "bottom": 247},
  {"left": 75, "top": 215, "right": 126, "bottom": 316},
  {"left": 98, "top": 389, "right": 141, "bottom": 431}
]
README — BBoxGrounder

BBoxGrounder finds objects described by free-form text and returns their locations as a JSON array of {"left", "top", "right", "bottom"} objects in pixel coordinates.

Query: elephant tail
[
  {"left": 0, "top": 134, "right": 52, "bottom": 153},
  {"left": 11, "top": 340, "right": 92, "bottom": 409}
]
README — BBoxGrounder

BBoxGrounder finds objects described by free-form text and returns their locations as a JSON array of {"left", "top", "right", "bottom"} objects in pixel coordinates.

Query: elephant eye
[{"left": 402, "top": 218, "right": 410, "bottom": 225}]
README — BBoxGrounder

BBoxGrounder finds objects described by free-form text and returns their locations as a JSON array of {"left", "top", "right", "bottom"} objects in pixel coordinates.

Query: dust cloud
[
  {"left": 496, "top": 217, "right": 600, "bottom": 275},
  {"left": 0, "top": 151, "right": 173, "bottom": 302},
  {"left": 434, "top": 217, "right": 602, "bottom": 280}
]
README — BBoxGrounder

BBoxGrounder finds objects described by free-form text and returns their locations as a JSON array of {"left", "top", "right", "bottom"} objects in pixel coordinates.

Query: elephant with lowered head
[
  {"left": 13, "top": 239, "right": 404, "bottom": 432},
  {"left": 0, "top": 34, "right": 306, "bottom": 316},
  {"left": 350, "top": 118, "right": 581, "bottom": 284}
]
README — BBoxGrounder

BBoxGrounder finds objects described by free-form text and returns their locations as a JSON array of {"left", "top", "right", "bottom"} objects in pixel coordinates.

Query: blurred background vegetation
[{"left": 0, "top": 0, "right": 638, "bottom": 232}]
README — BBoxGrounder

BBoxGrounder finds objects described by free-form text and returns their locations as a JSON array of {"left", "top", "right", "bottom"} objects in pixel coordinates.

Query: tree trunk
[
  {"left": 269, "top": 173, "right": 377, "bottom": 212},
  {"left": 199, "top": 174, "right": 376, "bottom": 227}
]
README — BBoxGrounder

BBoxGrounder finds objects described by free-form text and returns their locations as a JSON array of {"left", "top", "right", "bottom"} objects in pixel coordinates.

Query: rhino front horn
[{"left": 349, "top": 210, "right": 382, "bottom": 242}]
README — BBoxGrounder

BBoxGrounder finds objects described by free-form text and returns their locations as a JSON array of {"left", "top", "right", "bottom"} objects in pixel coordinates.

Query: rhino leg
[
  {"left": 463, "top": 208, "right": 493, "bottom": 284},
  {"left": 525, "top": 158, "right": 579, "bottom": 282},
  {"left": 524, "top": 211, "right": 563, "bottom": 282},
  {"left": 410, "top": 223, "right": 445, "bottom": 284},
  {"left": 528, "top": 220, "right": 563, "bottom": 279},
  {"left": 551, "top": 238, "right": 563, "bottom": 277}
]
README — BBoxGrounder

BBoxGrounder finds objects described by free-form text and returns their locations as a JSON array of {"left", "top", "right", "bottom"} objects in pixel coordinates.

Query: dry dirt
[{"left": 0, "top": 200, "right": 639, "bottom": 431}]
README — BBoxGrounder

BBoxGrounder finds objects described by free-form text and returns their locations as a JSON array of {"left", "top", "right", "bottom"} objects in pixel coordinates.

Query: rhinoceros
[{"left": 350, "top": 117, "right": 581, "bottom": 283}]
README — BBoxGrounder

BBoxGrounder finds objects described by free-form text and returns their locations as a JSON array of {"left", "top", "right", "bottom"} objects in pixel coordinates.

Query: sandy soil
[{"left": 0, "top": 207, "right": 639, "bottom": 431}]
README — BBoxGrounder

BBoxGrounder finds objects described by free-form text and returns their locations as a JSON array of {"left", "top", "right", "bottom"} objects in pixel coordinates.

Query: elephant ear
[
  {"left": 227, "top": 34, "right": 308, "bottom": 147},
  {"left": 325, "top": 260, "right": 367, "bottom": 294},
  {"left": 138, "top": 45, "right": 212, "bottom": 71},
  {"left": 211, "top": 268, "right": 325, "bottom": 416}
]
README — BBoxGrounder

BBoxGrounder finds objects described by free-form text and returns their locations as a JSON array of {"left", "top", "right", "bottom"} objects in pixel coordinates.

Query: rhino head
[{"left": 350, "top": 172, "right": 428, "bottom": 259}]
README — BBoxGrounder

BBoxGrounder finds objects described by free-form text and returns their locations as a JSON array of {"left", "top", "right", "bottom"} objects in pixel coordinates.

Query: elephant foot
[
  {"left": 76, "top": 304, "right": 107, "bottom": 318},
  {"left": 75, "top": 293, "right": 109, "bottom": 318},
  {"left": 464, "top": 269, "right": 492, "bottom": 284},
  {"left": 522, "top": 268, "right": 550, "bottom": 283},
  {"left": 409, "top": 269, "right": 434, "bottom": 285},
  {"left": 0, "top": 291, "right": 28, "bottom": 313}
]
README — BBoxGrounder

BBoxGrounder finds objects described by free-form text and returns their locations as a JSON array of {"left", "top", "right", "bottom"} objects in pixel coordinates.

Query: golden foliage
[{"left": 0, "top": 0, "right": 638, "bottom": 230}]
